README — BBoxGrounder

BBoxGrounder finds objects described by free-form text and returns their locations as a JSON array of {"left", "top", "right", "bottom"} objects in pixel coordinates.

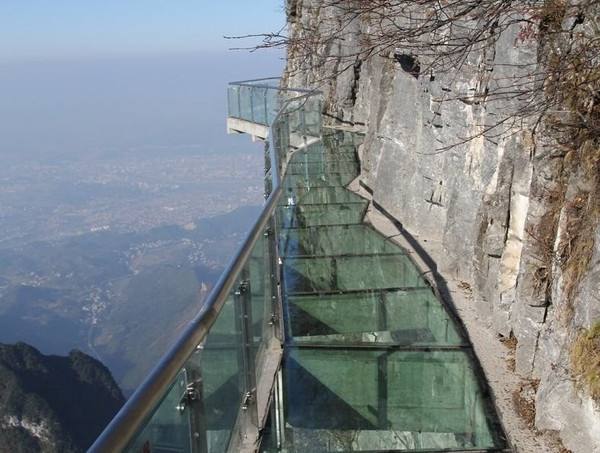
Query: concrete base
[
  {"left": 227, "top": 117, "right": 269, "bottom": 141},
  {"left": 227, "top": 117, "right": 321, "bottom": 150}
]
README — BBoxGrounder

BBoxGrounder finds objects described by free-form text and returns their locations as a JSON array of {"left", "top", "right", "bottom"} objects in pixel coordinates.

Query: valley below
[{"left": 0, "top": 145, "right": 263, "bottom": 393}]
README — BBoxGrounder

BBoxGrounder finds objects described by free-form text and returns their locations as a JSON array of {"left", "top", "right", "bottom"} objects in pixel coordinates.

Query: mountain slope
[{"left": 0, "top": 342, "right": 124, "bottom": 452}]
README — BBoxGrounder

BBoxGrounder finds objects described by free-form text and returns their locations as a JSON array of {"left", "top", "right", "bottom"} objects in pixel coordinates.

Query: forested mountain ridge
[{"left": 0, "top": 342, "right": 124, "bottom": 452}]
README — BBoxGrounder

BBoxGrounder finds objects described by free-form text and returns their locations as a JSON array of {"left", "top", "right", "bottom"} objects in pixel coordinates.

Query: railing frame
[
  {"left": 89, "top": 80, "right": 322, "bottom": 453},
  {"left": 230, "top": 77, "right": 316, "bottom": 94}
]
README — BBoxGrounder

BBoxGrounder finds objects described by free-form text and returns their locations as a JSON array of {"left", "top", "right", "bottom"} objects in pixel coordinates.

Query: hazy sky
[
  {"left": 0, "top": 1, "right": 285, "bottom": 61},
  {"left": 0, "top": 2, "right": 285, "bottom": 157}
]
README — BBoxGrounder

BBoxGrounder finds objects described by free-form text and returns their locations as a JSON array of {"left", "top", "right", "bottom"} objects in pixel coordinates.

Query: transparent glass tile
[
  {"left": 275, "top": 348, "right": 504, "bottom": 452},
  {"left": 278, "top": 187, "right": 365, "bottom": 205},
  {"left": 227, "top": 85, "right": 240, "bottom": 119},
  {"left": 283, "top": 254, "right": 426, "bottom": 294},
  {"left": 286, "top": 161, "right": 359, "bottom": 176},
  {"left": 290, "top": 149, "right": 357, "bottom": 163},
  {"left": 266, "top": 88, "right": 280, "bottom": 124},
  {"left": 385, "top": 289, "right": 463, "bottom": 346},
  {"left": 248, "top": 224, "right": 274, "bottom": 385},
  {"left": 126, "top": 370, "right": 192, "bottom": 453},
  {"left": 283, "top": 172, "right": 357, "bottom": 189},
  {"left": 287, "top": 289, "right": 463, "bottom": 346},
  {"left": 287, "top": 291, "right": 381, "bottom": 339},
  {"left": 278, "top": 202, "right": 368, "bottom": 229},
  {"left": 279, "top": 224, "right": 403, "bottom": 257},
  {"left": 302, "top": 96, "right": 323, "bottom": 137},
  {"left": 239, "top": 85, "right": 253, "bottom": 122},
  {"left": 197, "top": 295, "right": 243, "bottom": 452},
  {"left": 251, "top": 87, "right": 268, "bottom": 125}
]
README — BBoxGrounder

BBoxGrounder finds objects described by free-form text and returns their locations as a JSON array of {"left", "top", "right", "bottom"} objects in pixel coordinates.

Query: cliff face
[
  {"left": 0, "top": 342, "right": 125, "bottom": 452},
  {"left": 283, "top": 1, "right": 600, "bottom": 451}
]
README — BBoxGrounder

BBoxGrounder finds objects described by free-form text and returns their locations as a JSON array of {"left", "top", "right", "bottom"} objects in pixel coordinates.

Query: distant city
[
  {"left": 0, "top": 145, "right": 263, "bottom": 247},
  {"left": 0, "top": 49, "right": 282, "bottom": 397},
  {"left": 0, "top": 4, "right": 286, "bottom": 449},
  {"left": 0, "top": 143, "right": 264, "bottom": 393}
]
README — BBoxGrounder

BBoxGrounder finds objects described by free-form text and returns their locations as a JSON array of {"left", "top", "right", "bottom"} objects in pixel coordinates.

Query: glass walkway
[
  {"left": 259, "top": 131, "right": 507, "bottom": 452},
  {"left": 90, "top": 80, "right": 509, "bottom": 453}
]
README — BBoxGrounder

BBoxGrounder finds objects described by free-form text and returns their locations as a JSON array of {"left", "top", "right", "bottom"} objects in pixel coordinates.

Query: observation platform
[{"left": 89, "top": 79, "right": 509, "bottom": 453}]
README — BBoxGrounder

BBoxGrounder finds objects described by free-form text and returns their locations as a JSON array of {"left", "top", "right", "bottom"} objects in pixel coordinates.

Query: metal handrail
[
  {"left": 229, "top": 76, "right": 280, "bottom": 84},
  {"left": 229, "top": 76, "right": 319, "bottom": 94},
  {"left": 88, "top": 82, "right": 322, "bottom": 453}
]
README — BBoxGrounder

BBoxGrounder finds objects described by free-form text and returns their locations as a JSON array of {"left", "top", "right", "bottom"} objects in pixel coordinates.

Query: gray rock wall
[{"left": 283, "top": 1, "right": 600, "bottom": 451}]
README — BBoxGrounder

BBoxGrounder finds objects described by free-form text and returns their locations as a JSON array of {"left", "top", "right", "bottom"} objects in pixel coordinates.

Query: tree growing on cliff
[{"left": 230, "top": 0, "right": 599, "bottom": 149}]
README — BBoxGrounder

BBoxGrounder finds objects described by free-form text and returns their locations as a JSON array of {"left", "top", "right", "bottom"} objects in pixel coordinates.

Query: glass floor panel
[
  {"left": 290, "top": 150, "right": 357, "bottom": 163},
  {"left": 283, "top": 172, "right": 358, "bottom": 189},
  {"left": 286, "top": 160, "right": 360, "bottom": 175},
  {"left": 279, "top": 224, "right": 404, "bottom": 257},
  {"left": 283, "top": 254, "right": 427, "bottom": 294},
  {"left": 259, "top": 348, "right": 505, "bottom": 452},
  {"left": 299, "top": 187, "right": 364, "bottom": 204},
  {"left": 261, "top": 129, "right": 507, "bottom": 452},
  {"left": 278, "top": 202, "right": 369, "bottom": 228},
  {"left": 286, "top": 289, "right": 464, "bottom": 347},
  {"left": 280, "top": 187, "right": 366, "bottom": 205}
]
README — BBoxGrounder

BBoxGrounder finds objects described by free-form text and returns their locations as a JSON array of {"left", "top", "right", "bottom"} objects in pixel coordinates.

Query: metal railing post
[
  {"left": 233, "top": 270, "right": 258, "bottom": 446},
  {"left": 250, "top": 88, "right": 255, "bottom": 123},
  {"left": 264, "top": 88, "right": 268, "bottom": 125},
  {"left": 266, "top": 218, "right": 282, "bottom": 341},
  {"left": 300, "top": 105, "right": 307, "bottom": 147},
  {"left": 227, "top": 87, "right": 232, "bottom": 119},
  {"left": 186, "top": 364, "right": 208, "bottom": 453},
  {"left": 264, "top": 143, "right": 272, "bottom": 200}
]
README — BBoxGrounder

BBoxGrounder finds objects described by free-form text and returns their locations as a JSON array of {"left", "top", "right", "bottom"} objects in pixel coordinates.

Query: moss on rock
[{"left": 571, "top": 321, "right": 600, "bottom": 400}]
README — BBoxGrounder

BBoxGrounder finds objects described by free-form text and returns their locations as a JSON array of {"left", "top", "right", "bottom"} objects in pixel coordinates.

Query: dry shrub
[
  {"left": 512, "top": 379, "right": 540, "bottom": 428},
  {"left": 538, "top": 0, "right": 600, "bottom": 321},
  {"left": 557, "top": 142, "right": 600, "bottom": 321},
  {"left": 526, "top": 184, "right": 566, "bottom": 300},
  {"left": 500, "top": 334, "right": 518, "bottom": 350},
  {"left": 457, "top": 280, "right": 473, "bottom": 298},
  {"left": 570, "top": 321, "right": 600, "bottom": 400},
  {"left": 500, "top": 334, "right": 518, "bottom": 371}
]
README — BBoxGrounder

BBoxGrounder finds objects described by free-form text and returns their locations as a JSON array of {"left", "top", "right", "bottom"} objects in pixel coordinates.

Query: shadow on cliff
[{"left": 369, "top": 197, "right": 510, "bottom": 449}]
